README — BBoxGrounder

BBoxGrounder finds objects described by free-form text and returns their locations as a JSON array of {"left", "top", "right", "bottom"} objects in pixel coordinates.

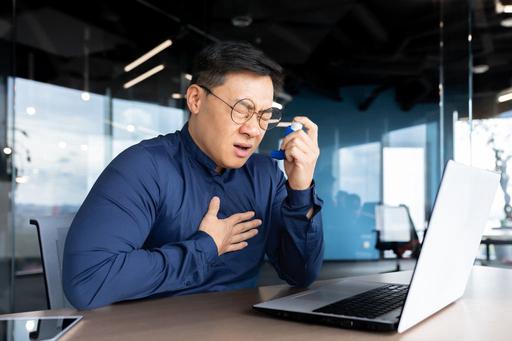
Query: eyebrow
[{"left": 235, "top": 97, "right": 273, "bottom": 112}]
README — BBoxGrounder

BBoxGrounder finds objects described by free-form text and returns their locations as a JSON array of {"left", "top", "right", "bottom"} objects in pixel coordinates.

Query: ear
[{"left": 186, "top": 84, "right": 203, "bottom": 116}]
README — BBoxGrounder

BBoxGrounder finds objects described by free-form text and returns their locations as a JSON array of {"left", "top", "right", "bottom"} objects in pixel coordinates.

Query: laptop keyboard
[{"left": 313, "top": 284, "right": 409, "bottom": 319}]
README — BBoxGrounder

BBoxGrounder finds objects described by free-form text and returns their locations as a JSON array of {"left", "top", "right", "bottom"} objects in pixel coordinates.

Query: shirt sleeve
[
  {"left": 62, "top": 145, "right": 218, "bottom": 310},
  {"left": 265, "top": 164, "right": 324, "bottom": 287}
]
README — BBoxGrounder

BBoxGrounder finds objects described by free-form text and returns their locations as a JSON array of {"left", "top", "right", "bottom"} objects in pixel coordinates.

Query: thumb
[{"left": 207, "top": 196, "right": 220, "bottom": 216}]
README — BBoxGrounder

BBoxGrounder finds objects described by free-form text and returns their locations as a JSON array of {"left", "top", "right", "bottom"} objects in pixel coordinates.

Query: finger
[
  {"left": 231, "top": 228, "right": 258, "bottom": 244},
  {"left": 286, "top": 145, "right": 308, "bottom": 163},
  {"left": 225, "top": 241, "right": 248, "bottom": 253},
  {"left": 281, "top": 130, "right": 315, "bottom": 152},
  {"left": 234, "top": 219, "right": 262, "bottom": 233},
  {"left": 207, "top": 196, "right": 220, "bottom": 217},
  {"left": 292, "top": 116, "right": 318, "bottom": 141},
  {"left": 282, "top": 133, "right": 313, "bottom": 156},
  {"left": 229, "top": 210, "right": 255, "bottom": 224}
]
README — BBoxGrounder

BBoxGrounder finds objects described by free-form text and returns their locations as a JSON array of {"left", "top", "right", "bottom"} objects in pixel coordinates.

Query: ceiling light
[
  {"left": 126, "top": 124, "right": 135, "bottom": 132},
  {"left": 80, "top": 144, "right": 89, "bottom": 151},
  {"left": 184, "top": 74, "right": 192, "bottom": 81},
  {"left": 232, "top": 15, "right": 253, "bottom": 27},
  {"left": 81, "top": 91, "right": 91, "bottom": 101},
  {"left": 15, "top": 175, "right": 28, "bottom": 184},
  {"left": 272, "top": 101, "right": 283, "bottom": 110},
  {"left": 497, "top": 90, "right": 512, "bottom": 103},
  {"left": 473, "top": 64, "right": 489, "bottom": 74},
  {"left": 124, "top": 39, "right": 172, "bottom": 72},
  {"left": 3, "top": 147, "right": 12, "bottom": 155},
  {"left": 58, "top": 141, "right": 67, "bottom": 149},
  {"left": 123, "top": 64, "right": 165, "bottom": 89},
  {"left": 496, "top": 0, "right": 512, "bottom": 13},
  {"left": 25, "top": 320, "right": 36, "bottom": 332},
  {"left": 25, "top": 106, "right": 36, "bottom": 115},
  {"left": 501, "top": 17, "right": 512, "bottom": 27},
  {"left": 171, "top": 93, "right": 183, "bottom": 99}
]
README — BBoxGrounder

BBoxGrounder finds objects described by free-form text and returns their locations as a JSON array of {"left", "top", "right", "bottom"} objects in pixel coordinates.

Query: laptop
[{"left": 253, "top": 160, "right": 500, "bottom": 333}]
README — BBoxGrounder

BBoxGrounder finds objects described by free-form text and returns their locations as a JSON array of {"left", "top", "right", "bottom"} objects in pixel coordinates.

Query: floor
[{"left": 8, "top": 259, "right": 417, "bottom": 313}]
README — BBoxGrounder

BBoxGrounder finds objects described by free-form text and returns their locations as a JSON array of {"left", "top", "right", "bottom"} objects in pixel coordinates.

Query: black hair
[{"left": 190, "top": 41, "right": 284, "bottom": 96}]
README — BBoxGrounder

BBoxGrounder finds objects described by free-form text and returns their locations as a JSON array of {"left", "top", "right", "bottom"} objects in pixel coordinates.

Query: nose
[{"left": 239, "top": 113, "right": 262, "bottom": 138}]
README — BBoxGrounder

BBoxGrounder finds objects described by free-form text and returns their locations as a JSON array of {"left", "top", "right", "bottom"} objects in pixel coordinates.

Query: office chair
[
  {"left": 30, "top": 214, "right": 75, "bottom": 309},
  {"left": 374, "top": 204, "right": 420, "bottom": 271}
]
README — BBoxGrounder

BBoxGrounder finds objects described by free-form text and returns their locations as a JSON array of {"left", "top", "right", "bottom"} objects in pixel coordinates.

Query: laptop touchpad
[{"left": 293, "top": 280, "right": 386, "bottom": 303}]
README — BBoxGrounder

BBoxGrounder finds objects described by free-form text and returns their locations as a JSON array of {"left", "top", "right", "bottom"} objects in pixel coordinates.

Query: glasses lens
[
  {"left": 232, "top": 99, "right": 255, "bottom": 124},
  {"left": 259, "top": 108, "right": 282, "bottom": 130}
]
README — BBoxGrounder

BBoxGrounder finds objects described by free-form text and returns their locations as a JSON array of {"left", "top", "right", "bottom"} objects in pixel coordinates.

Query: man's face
[{"left": 189, "top": 72, "right": 274, "bottom": 172}]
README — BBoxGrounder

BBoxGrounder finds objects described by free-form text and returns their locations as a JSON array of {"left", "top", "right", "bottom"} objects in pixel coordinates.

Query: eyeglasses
[{"left": 197, "top": 84, "right": 282, "bottom": 130}]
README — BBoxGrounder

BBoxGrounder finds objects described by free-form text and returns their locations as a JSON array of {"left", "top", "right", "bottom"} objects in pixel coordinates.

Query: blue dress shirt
[{"left": 62, "top": 123, "right": 324, "bottom": 310}]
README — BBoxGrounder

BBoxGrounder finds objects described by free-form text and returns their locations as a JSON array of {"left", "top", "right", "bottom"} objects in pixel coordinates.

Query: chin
[
  {"left": 226, "top": 161, "right": 246, "bottom": 169},
  {"left": 223, "top": 158, "right": 249, "bottom": 169}
]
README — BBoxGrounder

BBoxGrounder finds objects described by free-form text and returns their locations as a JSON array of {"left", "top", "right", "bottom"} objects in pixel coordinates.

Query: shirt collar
[{"left": 180, "top": 122, "right": 220, "bottom": 174}]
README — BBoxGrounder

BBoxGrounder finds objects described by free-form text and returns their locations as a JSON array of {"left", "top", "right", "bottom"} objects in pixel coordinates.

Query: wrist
[{"left": 287, "top": 179, "right": 312, "bottom": 191}]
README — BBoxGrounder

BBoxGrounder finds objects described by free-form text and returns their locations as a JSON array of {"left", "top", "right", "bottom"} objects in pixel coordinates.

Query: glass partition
[
  {"left": 453, "top": 0, "right": 512, "bottom": 263},
  {"left": 4, "top": 0, "right": 188, "bottom": 312}
]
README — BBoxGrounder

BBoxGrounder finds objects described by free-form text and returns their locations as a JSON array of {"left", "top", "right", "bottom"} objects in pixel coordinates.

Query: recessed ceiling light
[
  {"left": 272, "top": 101, "right": 283, "bottom": 110},
  {"left": 124, "top": 39, "right": 172, "bottom": 72},
  {"left": 498, "top": 91, "right": 512, "bottom": 103},
  {"left": 123, "top": 64, "right": 165, "bottom": 89},
  {"left": 501, "top": 17, "right": 512, "bottom": 27},
  {"left": 473, "top": 64, "right": 489, "bottom": 74},
  {"left": 25, "top": 106, "right": 36, "bottom": 115},
  {"left": 496, "top": 0, "right": 512, "bottom": 13},
  {"left": 81, "top": 92, "right": 91, "bottom": 101},
  {"left": 231, "top": 15, "right": 253, "bottom": 27},
  {"left": 15, "top": 175, "right": 28, "bottom": 184}
]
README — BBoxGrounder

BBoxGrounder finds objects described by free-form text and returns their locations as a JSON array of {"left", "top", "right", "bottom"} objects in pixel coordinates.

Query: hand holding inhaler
[
  {"left": 270, "top": 117, "right": 320, "bottom": 191},
  {"left": 270, "top": 122, "right": 304, "bottom": 160}
]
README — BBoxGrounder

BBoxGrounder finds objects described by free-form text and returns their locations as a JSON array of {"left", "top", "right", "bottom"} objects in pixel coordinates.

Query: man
[{"left": 62, "top": 41, "right": 324, "bottom": 310}]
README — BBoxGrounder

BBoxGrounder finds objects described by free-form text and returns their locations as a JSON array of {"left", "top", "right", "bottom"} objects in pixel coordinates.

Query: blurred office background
[{"left": 1, "top": 0, "right": 512, "bottom": 313}]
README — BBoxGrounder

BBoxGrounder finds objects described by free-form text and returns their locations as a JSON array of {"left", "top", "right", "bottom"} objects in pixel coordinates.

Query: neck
[{"left": 187, "top": 120, "right": 224, "bottom": 174}]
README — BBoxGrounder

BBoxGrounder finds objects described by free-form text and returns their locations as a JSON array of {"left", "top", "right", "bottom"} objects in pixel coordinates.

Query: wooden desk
[{"left": 3, "top": 266, "right": 511, "bottom": 340}]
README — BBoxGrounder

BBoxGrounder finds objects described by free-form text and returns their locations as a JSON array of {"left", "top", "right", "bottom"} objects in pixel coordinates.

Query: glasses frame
[{"left": 196, "top": 84, "right": 281, "bottom": 130}]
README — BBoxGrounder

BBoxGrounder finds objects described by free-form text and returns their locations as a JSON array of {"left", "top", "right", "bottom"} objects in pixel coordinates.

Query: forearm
[
  {"left": 270, "top": 218, "right": 324, "bottom": 287},
  {"left": 63, "top": 230, "right": 217, "bottom": 310},
  {"left": 267, "top": 184, "right": 324, "bottom": 287}
]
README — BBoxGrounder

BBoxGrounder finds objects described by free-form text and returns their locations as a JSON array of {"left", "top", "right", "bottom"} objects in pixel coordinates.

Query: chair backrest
[
  {"left": 374, "top": 205, "right": 415, "bottom": 242},
  {"left": 30, "top": 214, "right": 75, "bottom": 309}
]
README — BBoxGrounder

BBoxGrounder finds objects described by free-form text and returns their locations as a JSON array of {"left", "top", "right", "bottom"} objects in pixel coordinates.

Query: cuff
[
  {"left": 285, "top": 180, "right": 323, "bottom": 210},
  {"left": 190, "top": 230, "right": 218, "bottom": 264}
]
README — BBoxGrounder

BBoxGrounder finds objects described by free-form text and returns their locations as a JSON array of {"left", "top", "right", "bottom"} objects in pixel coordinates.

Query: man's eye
[{"left": 258, "top": 111, "right": 273, "bottom": 121}]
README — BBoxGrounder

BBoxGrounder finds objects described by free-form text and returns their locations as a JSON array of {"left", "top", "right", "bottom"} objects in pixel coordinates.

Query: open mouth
[
  {"left": 233, "top": 143, "right": 253, "bottom": 157},
  {"left": 234, "top": 144, "right": 251, "bottom": 151}
]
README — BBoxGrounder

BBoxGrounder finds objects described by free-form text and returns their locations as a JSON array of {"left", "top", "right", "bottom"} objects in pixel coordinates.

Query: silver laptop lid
[{"left": 398, "top": 160, "right": 500, "bottom": 333}]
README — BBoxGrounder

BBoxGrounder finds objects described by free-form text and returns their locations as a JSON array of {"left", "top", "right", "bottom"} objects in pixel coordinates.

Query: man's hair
[{"left": 190, "top": 41, "right": 284, "bottom": 96}]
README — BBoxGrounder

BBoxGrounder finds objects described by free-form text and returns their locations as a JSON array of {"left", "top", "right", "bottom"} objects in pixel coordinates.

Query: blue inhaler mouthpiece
[{"left": 270, "top": 122, "right": 303, "bottom": 160}]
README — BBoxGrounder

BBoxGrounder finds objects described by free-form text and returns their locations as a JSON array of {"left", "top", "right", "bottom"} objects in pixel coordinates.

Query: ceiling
[{"left": 1, "top": 0, "right": 511, "bottom": 115}]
